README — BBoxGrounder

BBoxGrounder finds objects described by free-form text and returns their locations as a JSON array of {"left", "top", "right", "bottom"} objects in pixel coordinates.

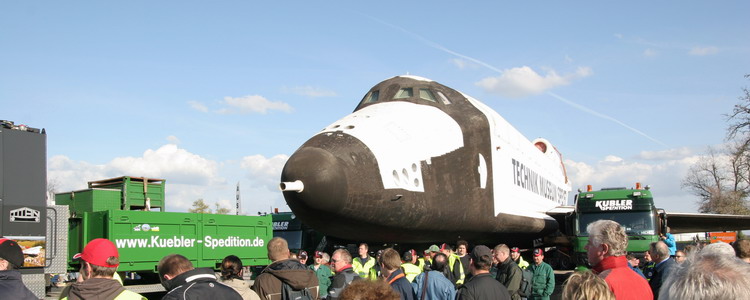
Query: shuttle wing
[{"left": 667, "top": 212, "right": 750, "bottom": 234}]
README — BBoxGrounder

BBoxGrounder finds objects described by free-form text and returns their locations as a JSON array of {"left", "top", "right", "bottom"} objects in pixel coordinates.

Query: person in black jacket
[
  {"left": 457, "top": 245, "right": 510, "bottom": 300},
  {"left": 329, "top": 248, "right": 361, "bottom": 300},
  {"left": 158, "top": 254, "right": 242, "bottom": 300},
  {"left": 0, "top": 238, "right": 36, "bottom": 300}
]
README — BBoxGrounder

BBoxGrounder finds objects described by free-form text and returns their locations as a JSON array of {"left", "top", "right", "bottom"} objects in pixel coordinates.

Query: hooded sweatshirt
[
  {"left": 252, "top": 259, "right": 319, "bottom": 300},
  {"left": 59, "top": 277, "right": 145, "bottom": 300}
]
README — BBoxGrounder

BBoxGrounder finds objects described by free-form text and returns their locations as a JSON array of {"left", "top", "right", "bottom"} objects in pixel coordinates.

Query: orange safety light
[
  {"left": 587, "top": 185, "right": 592, "bottom": 192},
  {"left": 636, "top": 182, "right": 642, "bottom": 190},
  {"left": 274, "top": 207, "right": 279, "bottom": 214}
]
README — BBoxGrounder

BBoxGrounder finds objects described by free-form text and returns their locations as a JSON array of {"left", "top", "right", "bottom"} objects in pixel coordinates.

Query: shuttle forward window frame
[
  {"left": 366, "top": 90, "right": 380, "bottom": 103},
  {"left": 394, "top": 88, "right": 413, "bottom": 99},
  {"left": 419, "top": 88, "right": 437, "bottom": 102},
  {"left": 437, "top": 91, "right": 451, "bottom": 105}
]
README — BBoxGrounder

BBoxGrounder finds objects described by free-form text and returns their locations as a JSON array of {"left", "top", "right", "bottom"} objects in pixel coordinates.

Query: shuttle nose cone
[{"left": 281, "top": 147, "right": 347, "bottom": 213}]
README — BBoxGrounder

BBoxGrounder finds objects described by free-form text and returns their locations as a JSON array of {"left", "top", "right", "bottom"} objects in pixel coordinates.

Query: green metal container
[
  {"left": 55, "top": 176, "right": 166, "bottom": 214},
  {"left": 56, "top": 189, "right": 123, "bottom": 214},
  {"left": 87, "top": 177, "right": 166, "bottom": 212},
  {"left": 69, "top": 210, "right": 272, "bottom": 272}
]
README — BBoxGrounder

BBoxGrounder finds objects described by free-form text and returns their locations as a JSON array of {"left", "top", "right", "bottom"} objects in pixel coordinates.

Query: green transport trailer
[
  {"left": 56, "top": 176, "right": 272, "bottom": 283},
  {"left": 563, "top": 182, "right": 665, "bottom": 267}
]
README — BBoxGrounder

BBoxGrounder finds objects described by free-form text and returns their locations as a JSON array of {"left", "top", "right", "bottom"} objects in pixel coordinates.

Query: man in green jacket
[
  {"left": 310, "top": 251, "right": 333, "bottom": 299},
  {"left": 529, "top": 249, "right": 554, "bottom": 300}
]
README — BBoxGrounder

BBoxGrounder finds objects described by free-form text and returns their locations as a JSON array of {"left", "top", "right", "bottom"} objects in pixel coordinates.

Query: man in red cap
[
  {"left": 529, "top": 249, "right": 554, "bottom": 300},
  {"left": 310, "top": 251, "right": 332, "bottom": 299},
  {"left": 509, "top": 247, "right": 529, "bottom": 270},
  {"left": 0, "top": 238, "right": 37, "bottom": 299},
  {"left": 60, "top": 238, "right": 146, "bottom": 300},
  {"left": 299, "top": 250, "right": 309, "bottom": 266}
]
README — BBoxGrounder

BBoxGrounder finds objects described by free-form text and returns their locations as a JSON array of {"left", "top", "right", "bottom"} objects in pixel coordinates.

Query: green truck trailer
[{"left": 56, "top": 176, "right": 272, "bottom": 280}]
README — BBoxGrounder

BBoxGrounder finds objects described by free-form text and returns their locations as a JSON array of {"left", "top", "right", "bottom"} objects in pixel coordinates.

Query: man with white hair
[
  {"left": 585, "top": 220, "right": 652, "bottom": 300},
  {"left": 648, "top": 241, "right": 676, "bottom": 299},
  {"left": 659, "top": 247, "right": 750, "bottom": 300}
]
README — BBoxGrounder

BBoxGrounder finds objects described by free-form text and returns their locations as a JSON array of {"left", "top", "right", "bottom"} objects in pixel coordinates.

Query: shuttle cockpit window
[
  {"left": 394, "top": 88, "right": 413, "bottom": 99},
  {"left": 364, "top": 90, "right": 379, "bottom": 103},
  {"left": 419, "top": 88, "right": 437, "bottom": 102},
  {"left": 437, "top": 91, "right": 451, "bottom": 104}
]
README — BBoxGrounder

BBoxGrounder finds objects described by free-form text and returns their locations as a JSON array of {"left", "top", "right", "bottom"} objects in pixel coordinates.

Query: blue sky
[{"left": 2, "top": 1, "right": 749, "bottom": 214}]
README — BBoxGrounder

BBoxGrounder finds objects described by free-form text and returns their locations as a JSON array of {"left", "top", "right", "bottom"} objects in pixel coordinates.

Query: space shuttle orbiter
[{"left": 280, "top": 75, "right": 571, "bottom": 244}]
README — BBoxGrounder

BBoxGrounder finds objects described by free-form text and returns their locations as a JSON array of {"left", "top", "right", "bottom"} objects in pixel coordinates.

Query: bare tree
[
  {"left": 682, "top": 75, "right": 750, "bottom": 215},
  {"left": 214, "top": 203, "right": 231, "bottom": 215},
  {"left": 188, "top": 199, "right": 211, "bottom": 214},
  {"left": 726, "top": 74, "right": 750, "bottom": 147}
]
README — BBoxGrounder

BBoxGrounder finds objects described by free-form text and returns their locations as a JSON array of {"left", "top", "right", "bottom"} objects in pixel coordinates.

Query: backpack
[
  {"left": 281, "top": 282, "right": 313, "bottom": 300},
  {"left": 518, "top": 268, "right": 533, "bottom": 298}
]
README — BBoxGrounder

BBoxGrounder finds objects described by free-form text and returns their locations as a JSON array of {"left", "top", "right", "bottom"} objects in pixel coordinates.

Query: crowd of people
[{"left": 1, "top": 223, "right": 750, "bottom": 300}]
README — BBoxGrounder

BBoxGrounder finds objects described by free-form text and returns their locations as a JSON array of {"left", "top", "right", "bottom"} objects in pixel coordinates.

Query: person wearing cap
[
  {"left": 400, "top": 249, "right": 422, "bottom": 282},
  {"left": 0, "top": 238, "right": 37, "bottom": 300},
  {"left": 60, "top": 238, "right": 146, "bottom": 300},
  {"left": 418, "top": 245, "right": 439, "bottom": 272},
  {"left": 310, "top": 251, "right": 332, "bottom": 299},
  {"left": 529, "top": 249, "right": 554, "bottom": 300},
  {"left": 299, "top": 250, "right": 309, "bottom": 266},
  {"left": 329, "top": 248, "right": 361, "bottom": 300},
  {"left": 411, "top": 252, "right": 455, "bottom": 300},
  {"left": 493, "top": 244, "right": 522, "bottom": 300},
  {"left": 625, "top": 253, "right": 646, "bottom": 279},
  {"left": 457, "top": 245, "right": 510, "bottom": 300},
  {"left": 585, "top": 220, "right": 652, "bottom": 300},
  {"left": 379, "top": 248, "right": 416, "bottom": 300},
  {"left": 509, "top": 247, "right": 529, "bottom": 270},
  {"left": 252, "top": 237, "right": 319, "bottom": 300},
  {"left": 352, "top": 243, "right": 378, "bottom": 280},
  {"left": 456, "top": 240, "right": 471, "bottom": 281},
  {"left": 159, "top": 253, "right": 242, "bottom": 300},
  {"left": 439, "top": 243, "right": 465, "bottom": 287}
]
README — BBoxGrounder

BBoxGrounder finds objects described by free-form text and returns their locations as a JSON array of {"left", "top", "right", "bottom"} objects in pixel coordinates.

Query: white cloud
[
  {"left": 635, "top": 147, "right": 693, "bottom": 160},
  {"left": 166, "top": 135, "right": 181, "bottom": 144},
  {"left": 282, "top": 86, "right": 337, "bottom": 98},
  {"left": 240, "top": 154, "right": 289, "bottom": 188},
  {"left": 49, "top": 145, "right": 223, "bottom": 210},
  {"left": 107, "top": 144, "right": 220, "bottom": 185},
  {"left": 476, "top": 66, "right": 593, "bottom": 98},
  {"left": 614, "top": 33, "right": 624, "bottom": 39},
  {"left": 218, "top": 95, "right": 293, "bottom": 114},
  {"left": 47, "top": 145, "right": 291, "bottom": 214},
  {"left": 565, "top": 151, "right": 703, "bottom": 212},
  {"left": 689, "top": 46, "right": 719, "bottom": 56},
  {"left": 643, "top": 48, "right": 658, "bottom": 57},
  {"left": 188, "top": 100, "right": 209, "bottom": 112}
]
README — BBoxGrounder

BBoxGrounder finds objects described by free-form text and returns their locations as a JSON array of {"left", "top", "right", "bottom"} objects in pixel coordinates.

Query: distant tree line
[
  {"left": 188, "top": 198, "right": 233, "bottom": 214},
  {"left": 682, "top": 74, "right": 750, "bottom": 215}
]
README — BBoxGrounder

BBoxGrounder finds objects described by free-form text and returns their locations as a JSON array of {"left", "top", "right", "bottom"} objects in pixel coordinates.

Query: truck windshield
[
  {"left": 578, "top": 211, "right": 655, "bottom": 236},
  {"left": 274, "top": 230, "right": 303, "bottom": 250}
]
